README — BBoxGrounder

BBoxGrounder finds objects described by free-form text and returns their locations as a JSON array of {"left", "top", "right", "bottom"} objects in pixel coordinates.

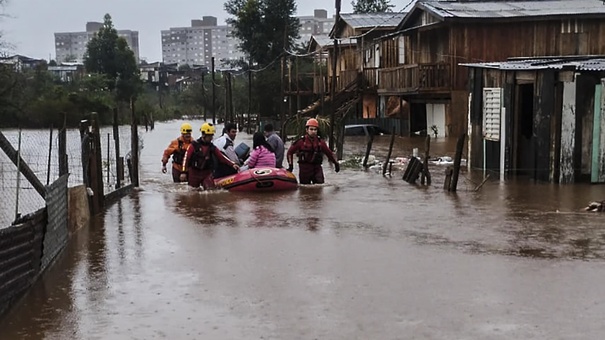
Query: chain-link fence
[
  {"left": 97, "top": 125, "right": 136, "bottom": 192},
  {"left": 1, "top": 129, "right": 53, "bottom": 226},
  {"left": 0, "top": 125, "right": 138, "bottom": 226}
]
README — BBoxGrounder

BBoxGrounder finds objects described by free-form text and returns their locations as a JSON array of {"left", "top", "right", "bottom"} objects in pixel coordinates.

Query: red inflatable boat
[{"left": 214, "top": 167, "right": 298, "bottom": 192}]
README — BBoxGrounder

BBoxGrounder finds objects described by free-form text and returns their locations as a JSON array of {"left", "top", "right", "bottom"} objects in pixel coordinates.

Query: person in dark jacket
[
  {"left": 182, "top": 123, "right": 239, "bottom": 189},
  {"left": 263, "top": 124, "right": 285, "bottom": 168},
  {"left": 286, "top": 118, "right": 339, "bottom": 184}
]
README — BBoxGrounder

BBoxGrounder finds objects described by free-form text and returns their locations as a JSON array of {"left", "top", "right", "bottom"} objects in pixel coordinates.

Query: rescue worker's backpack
[
  {"left": 172, "top": 139, "right": 187, "bottom": 165},
  {"left": 190, "top": 141, "right": 215, "bottom": 170}
]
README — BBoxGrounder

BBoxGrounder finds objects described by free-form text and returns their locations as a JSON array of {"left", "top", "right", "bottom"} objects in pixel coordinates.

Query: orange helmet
[{"left": 306, "top": 118, "right": 319, "bottom": 128}]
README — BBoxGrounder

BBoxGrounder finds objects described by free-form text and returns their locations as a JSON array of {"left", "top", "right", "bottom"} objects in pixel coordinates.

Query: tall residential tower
[
  {"left": 54, "top": 22, "right": 139, "bottom": 63},
  {"left": 161, "top": 10, "right": 334, "bottom": 67},
  {"left": 161, "top": 16, "right": 244, "bottom": 69}
]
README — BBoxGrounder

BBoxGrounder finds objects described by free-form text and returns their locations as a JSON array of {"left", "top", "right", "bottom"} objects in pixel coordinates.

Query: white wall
[{"left": 426, "top": 103, "right": 446, "bottom": 137}]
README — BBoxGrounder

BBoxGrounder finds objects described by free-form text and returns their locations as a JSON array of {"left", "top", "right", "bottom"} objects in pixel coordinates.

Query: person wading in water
[{"left": 286, "top": 118, "right": 340, "bottom": 184}]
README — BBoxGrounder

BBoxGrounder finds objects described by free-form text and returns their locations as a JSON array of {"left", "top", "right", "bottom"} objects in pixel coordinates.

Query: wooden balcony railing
[
  {"left": 362, "top": 67, "right": 379, "bottom": 88},
  {"left": 312, "top": 67, "right": 381, "bottom": 94},
  {"left": 378, "top": 63, "right": 450, "bottom": 93}
]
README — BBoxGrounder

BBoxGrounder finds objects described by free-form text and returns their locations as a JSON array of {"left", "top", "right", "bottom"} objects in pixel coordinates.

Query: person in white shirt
[{"left": 213, "top": 122, "right": 241, "bottom": 177}]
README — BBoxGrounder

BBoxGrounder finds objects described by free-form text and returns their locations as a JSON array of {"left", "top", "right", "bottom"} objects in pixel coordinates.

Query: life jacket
[
  {"left": 172, "top": 139, "right": 187, "bottom": 165},
  {"left": 190, "top": 140, "right": 216, "bottom": 170},
  {"left": 297, "top": 135, "right": 323, "bottom": 164}
]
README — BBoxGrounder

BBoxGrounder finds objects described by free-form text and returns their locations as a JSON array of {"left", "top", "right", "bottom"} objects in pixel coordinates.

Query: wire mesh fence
[{"left": 0, "top": 125, "right": 138, "bottom": 227}]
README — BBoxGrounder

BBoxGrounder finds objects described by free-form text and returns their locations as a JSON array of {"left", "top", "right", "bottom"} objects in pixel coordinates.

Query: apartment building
[
  {"left": 298, "top": 9, "right": 334, "bottom": 46},
  {"left": 161, "top": 10, "right": 334, "bottom": 67},
  {"left": 161, "top": 16, "right": 245, "bottom": 69},
  {"left": 55, "top": 22, "right": 140, "bottom": 63}
]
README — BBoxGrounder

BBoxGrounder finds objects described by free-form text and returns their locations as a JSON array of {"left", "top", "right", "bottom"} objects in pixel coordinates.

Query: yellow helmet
[
  {"left": 200, "top": 122, "right": 216, "bottom": 135},
  {"left": 180, "top": 122, "right": 193, "bottom": 134}
]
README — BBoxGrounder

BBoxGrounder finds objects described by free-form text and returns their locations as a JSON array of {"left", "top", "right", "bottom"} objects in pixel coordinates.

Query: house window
[
  {"left": 483, "top": 88, "right": 502, "bottom": 141},
  {"left": 398, "top": 36, "right": 405, "bottom": 64},
  {"left": 561, "top": 19, "right": 583, "bottom": 34}
]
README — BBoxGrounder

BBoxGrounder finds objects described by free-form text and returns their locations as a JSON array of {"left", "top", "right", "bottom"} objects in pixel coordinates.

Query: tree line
[{"left": 0, "top": 0, "right": 393, "bottom": 129}]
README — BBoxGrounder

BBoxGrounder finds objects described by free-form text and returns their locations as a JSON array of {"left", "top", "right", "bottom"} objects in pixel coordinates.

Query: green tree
[
  {"left": 351, "top": 0, "right": 394, "bottom": 13},
  {"left": 224, "top": 0, "right": 300, "bottom": 117},
  {"left": 225, "top": 0, "right": 300, "bottom": 65},
  {"left": 84, "top": 13, "right": 141, "bottom": 103}
]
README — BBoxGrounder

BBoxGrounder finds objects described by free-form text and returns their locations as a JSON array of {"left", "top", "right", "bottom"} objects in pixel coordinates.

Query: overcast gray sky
[{"left": 0, "top": 0, "right": 357, "bottom": 62}]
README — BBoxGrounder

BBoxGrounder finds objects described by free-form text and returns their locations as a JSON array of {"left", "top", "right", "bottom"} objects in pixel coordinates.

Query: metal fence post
[
  {"left": 59, "top": 126, "right": 67, "bottom": 177},
  {"left": 15, "top": 129, "right": 22, "bottom": 221},
  {"left": 113, "top": 108, "right": 122, "bottom": 189},
  {"left": 46, "top": 126, "right": 53, "bottom": 185}
]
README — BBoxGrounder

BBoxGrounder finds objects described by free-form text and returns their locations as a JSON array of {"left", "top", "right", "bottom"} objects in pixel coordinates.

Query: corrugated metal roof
[
  {"left": 422, "top": 0, "right": 605, "bottom": 19},
  {"left": 461, "top": 56, "right": 605, "bottom": 71},
  {"left": 340, "top": 12, "right": 407, "bottom": 29},
  {"left": 309, "top": 35, "right": 355, "bottom": 49},
  {"left": 310, "top": 35, "right": 335, "bottom": 47}
]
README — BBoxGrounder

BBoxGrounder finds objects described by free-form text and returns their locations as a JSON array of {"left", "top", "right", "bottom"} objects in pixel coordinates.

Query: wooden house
[
  {"left": 303, "top": 13, "right": 406, "bottom": 133},
  {"left": 378, "top": 0, "right": 605, "bottom": 137},
  {"left": 465, "top": 56, "right": 605, "bottom": 184}
]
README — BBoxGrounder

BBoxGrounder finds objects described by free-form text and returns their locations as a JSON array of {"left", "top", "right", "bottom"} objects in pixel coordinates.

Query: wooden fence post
[
  {"left": 421, "top": 135, "right": 432, "bottom": 185},
  {"left": 449, "top": 133, "right": 466, "bottom": 192},
  {"left": 362, "top": 134, "right": 374, "bottom": 168},
  {"left": 89, "top": 113, "right": 105, "bottom": 214},
  {"left": 130, "top": 98, "right": 140, "bottom": 187},
  {"left": 113, "top": 108, "right": 122, "bottom": 189},
  {"left": 58, "top": 117, "right": 68, "bottom": 177},
  {"left": 382, "top": 126, "right": 396, "bottom": 176}
]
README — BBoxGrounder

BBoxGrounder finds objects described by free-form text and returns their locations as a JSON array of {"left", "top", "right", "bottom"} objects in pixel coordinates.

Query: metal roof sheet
[
  {"left": 309, "top": 35, "right": 355, "bottom": 48},
  {"left": 422, "top": 0, "right": 605, "bottom": 19},
  {"left": 339, "top": 12, "right": 407, "bottom": 29},
  {"left": 461, "top": 56, "right": 605, "bottom": 71}
]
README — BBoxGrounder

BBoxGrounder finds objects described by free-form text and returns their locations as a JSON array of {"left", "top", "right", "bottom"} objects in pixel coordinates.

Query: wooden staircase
[{"left": 298, "top": 75, "right": 360, "bottom": 118}]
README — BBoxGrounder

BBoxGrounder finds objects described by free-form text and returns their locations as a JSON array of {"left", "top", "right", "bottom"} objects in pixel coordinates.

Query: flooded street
[{"left": 2, "top": 120, "right": 605, "bottom": 339}]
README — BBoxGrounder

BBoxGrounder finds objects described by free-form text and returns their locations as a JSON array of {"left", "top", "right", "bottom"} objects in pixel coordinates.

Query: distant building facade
[
  {"left": 55, "top": 22, "right": 140, "bottom": 63},
  {"left": 161, "top": 16, "right": 245, "bottom": 69},
  {"left": 161, "top": 10, "right": 334, "bottom": 68},
  {"left": 0, "top": 55, "right": 46, "bottom": 72},
  {"left": 297, "top": 9, "right": 334, "bottom": 46},
  {"left": 48, "top": 62, "right": 86, "bottom": 82}
]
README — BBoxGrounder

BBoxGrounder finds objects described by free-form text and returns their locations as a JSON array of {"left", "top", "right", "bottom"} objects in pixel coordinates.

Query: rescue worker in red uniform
[
  {"left": 181, "top": 123, "right": 240, "bottom": 189},
  {"left": 161, "top": 122, "right": 193, "bottom": 182},
  {"left": 286, "top": 118, "right": 340, "bottom": 184}
]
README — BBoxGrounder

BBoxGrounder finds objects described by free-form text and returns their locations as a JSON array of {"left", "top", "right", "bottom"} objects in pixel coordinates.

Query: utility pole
[
  {"left": 296, "top": 56, "right": 301, "bottom": 115},
  {"left": 280, "top": 25, "right": 288, "bottom": 138},
  {"left": 329, "top": 0, "right": 341, "bottom": 150},
  {"left": 201, "top": 71, "right": 207, "bottom": 121},
  {"left": 158, "top": 63, "right": 164, "bottom": 109},
  {"left": 228, "top": 72, "right": 234, "bottom": 123},
  {"left": 320, "top": 50, "right": 325, "bottom": 136},
  {"left": 224, "top": 71, "right": 229, "bottom": 123},
  {"left": 288, "top": 57, "right": 292, "bottom": 119},
  {"left": 211, "top": 57, "right": 216, "bottom": 124},
  {"left": 248, "top": 59, "right": 252, "bottom": 134}
]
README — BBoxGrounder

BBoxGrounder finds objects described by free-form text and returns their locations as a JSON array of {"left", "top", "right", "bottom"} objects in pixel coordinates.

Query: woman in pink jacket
[{"left": 245, "top": 132, "right": 276, "bottom": 169}]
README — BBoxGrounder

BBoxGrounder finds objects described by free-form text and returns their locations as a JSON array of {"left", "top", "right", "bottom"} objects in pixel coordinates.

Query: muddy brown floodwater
[{"left": 2, "top": 120, "right": 605, "bottom": 340}]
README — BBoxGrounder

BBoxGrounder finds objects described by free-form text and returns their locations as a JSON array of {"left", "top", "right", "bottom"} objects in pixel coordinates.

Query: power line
[
  {"left": 283, "top": 0, "right": 417, "bottom": 58},
  {"left": 339, "top": 0, "right": 417, "bottom": 41}
]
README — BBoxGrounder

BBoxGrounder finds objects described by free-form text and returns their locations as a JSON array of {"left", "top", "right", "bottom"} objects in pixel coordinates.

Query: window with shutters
[
  {"left": 398, "top": 36, "right": 405, "bottom": 64},
  {"left": 483, "top": 88, "right": 502, "bottom": 141}
]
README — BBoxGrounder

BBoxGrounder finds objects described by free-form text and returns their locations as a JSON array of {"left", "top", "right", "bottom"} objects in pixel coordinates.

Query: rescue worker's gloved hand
[
  {"left": 287, "top": 164, "right": 293, "bottom": 172},
  {"left": 161, "top": 165, "right": 167, "bottom": 174},
  {"left": 334, "top": 163, "right": 340, "bottom": 173},
  {"left": 179, "top": 173, "right": 187, "bottom": 182}
]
